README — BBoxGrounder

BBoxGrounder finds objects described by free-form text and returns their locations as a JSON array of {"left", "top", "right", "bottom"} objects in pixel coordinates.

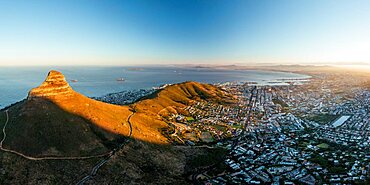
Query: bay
[{"left": 0, "top": 66, "right": 310, "bottom": 108}]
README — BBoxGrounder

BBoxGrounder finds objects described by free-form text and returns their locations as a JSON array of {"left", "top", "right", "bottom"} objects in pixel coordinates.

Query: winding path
[
  {"left": 76, "top": 109, "right": 135, "bottom": 185},
  {"left": 0, "top": 110, "right": 110, "bottom": 160},
  {"left": 0, "top": 107, "right": 136, "bottom": 184}
]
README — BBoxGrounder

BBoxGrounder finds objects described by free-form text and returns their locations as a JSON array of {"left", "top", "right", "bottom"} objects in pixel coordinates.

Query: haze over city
[{"left": 1, "top": 0, "right": 370, "bottom": 66}]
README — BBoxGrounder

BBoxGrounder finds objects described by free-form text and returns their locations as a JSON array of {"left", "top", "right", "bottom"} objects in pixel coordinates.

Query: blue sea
[{"left": 0, "top": 66, "right": 310, "bottom": 108}]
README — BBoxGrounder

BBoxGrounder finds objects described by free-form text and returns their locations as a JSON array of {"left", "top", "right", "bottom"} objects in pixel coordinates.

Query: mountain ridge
[{"left": 1, "top": 70, "right": 234, "bottom": 157}]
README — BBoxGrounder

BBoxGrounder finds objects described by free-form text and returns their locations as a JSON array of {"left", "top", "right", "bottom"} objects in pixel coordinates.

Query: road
[
  {"left": 0, "top": 110, "right": 110, "bottom": 161},
  {"left": 192, "top": 85, "right": 259, "bottom": 184},
  {"left": 174, "top": 145, "right": 215, "bottom": 149},
  {"left": 0, "top": 110, "right": 9, "bottom": 149},
  {"left": 76, "top": 109, "right": 135, "bottom": 185}
]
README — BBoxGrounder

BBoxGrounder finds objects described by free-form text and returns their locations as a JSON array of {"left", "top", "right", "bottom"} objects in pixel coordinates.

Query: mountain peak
[{"left": 28, "top": 70, "right": 73, "bottom": 99}]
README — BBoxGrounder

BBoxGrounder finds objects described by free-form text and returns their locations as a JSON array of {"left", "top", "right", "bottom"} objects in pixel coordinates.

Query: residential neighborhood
[
  {"left": 90, "top": 71, "right": 370, "bottom": 185},
  {"left": 183, "top": 72, "right": 369, "bottom": 185}
]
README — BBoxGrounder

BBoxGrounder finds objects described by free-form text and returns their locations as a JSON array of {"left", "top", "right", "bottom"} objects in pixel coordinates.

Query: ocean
[{"left": 0, "top": 66, "right": 310, "bottom": 108}]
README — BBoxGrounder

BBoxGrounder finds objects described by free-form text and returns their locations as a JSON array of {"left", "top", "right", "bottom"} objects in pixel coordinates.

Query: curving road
[
  {"left": 76, "top": 109, "right": 135, "bottom": 185},
  {"left": 0, "top": 110, "right": 9, "bottom": 148},
  {"left": 0, "top": 109, "right": 110, "bottom": 161}
]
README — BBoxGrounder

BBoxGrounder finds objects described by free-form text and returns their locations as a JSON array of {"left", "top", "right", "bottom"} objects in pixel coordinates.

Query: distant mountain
[{"left": 1, "top": 70, "right": 233, "bottom": 157}]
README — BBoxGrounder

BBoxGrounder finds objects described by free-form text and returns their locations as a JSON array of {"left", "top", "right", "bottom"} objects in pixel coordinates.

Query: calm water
[{"left": 0, "top": 66, "right": 310, "bottom": 108}]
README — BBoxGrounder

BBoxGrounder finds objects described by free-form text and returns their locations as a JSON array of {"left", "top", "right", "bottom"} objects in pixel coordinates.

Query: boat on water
[
  {"left": 116, "top": 78, "right": 125, "bottom": 82},
  {"left": 71, "top": 79, "right": 78, "bottom": 82}
]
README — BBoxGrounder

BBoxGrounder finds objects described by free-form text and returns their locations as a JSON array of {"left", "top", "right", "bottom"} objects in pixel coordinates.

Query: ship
[
  {"left": 116, "top": 78, "right": 125, "bottom": 82},
  {"left": 71, "top": 79, "right": 78, "bottom": 83}
]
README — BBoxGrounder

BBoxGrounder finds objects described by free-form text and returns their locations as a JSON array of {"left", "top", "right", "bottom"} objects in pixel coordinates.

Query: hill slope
[
  {"left": 1, "top": 70, "right": 234, "bottom": 157},
  {"left": 3, "top": 71, "right": 132, "bottom": 157},
  {"left": 131, "top": 81, "right": 234, "bottom": 143}
]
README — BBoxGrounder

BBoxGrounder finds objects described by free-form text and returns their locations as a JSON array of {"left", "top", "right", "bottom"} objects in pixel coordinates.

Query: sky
[{"left": 0, "top": 0, "right": 370, "bottom": 66}]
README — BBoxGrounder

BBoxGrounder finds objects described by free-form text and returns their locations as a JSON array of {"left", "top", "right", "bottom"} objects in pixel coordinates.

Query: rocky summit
[
  {"left": 1, "top": 70, "right": 234, "bottom": 156},
  {"left": 0, "top": 70, "right": 235, "bottom": 184},
  {"left": 28, "top": 70, "right": 73, "bottom": 99}
]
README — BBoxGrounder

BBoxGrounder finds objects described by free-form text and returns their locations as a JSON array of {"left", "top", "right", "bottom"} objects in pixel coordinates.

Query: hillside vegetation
[{"left": 2, "top": 71, "right": 234, "bottom": 157}]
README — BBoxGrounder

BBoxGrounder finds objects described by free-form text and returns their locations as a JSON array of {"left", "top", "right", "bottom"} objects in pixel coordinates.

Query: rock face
[{"left": 28, "top": 70, "right": 74, "bottom": 99}]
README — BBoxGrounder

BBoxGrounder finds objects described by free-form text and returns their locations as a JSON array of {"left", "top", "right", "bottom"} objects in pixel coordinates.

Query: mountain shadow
[
  {"left": 0, "top": 70, "right": 234, "bottom": 184},
  {"left": 2, "top": 97, "right": 126, "bottom": 157}
]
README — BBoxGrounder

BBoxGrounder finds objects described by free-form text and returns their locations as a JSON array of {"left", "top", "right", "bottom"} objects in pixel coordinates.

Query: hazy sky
[{"left": 1, "top": 0, "right": 370, "bottom": 66}]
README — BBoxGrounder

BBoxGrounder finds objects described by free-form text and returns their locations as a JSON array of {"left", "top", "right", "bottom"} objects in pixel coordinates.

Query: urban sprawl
[{"left": 97, "top": 72, "right": 370, "bottom": 185}]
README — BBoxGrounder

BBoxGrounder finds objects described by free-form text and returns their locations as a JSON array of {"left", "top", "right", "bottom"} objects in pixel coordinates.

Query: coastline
[{"left": 0, "top": 67, "right": 310, "bottom": 109}]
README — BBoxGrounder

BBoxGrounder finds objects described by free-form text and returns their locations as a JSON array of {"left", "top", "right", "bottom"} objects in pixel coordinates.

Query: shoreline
[{"left": 0, "top": 68, "right": 310, "bottom": 109}]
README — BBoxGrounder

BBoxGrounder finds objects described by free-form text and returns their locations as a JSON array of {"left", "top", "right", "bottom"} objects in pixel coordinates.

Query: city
[{"left": 143, "top": 70, "right": 369, "bottom": 185}]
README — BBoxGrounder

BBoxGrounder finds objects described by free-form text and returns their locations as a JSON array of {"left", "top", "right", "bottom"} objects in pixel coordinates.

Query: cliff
[{"left": 28, "top": 70, "right": 73, "bottom": 99}]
